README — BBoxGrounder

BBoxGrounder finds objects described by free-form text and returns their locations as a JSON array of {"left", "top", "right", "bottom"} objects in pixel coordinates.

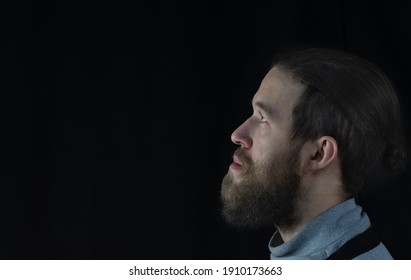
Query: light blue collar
[{"left": 269, "top": 198, "right": 371, "bottom": 259}]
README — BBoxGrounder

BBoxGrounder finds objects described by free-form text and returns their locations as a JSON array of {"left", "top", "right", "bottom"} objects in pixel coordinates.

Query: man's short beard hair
[{"left": 220, "top": 143, "right": 302, "bottom": 230}]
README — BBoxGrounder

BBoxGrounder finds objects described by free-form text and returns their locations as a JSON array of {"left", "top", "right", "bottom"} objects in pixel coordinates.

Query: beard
[{"left": 221, "top": 144, "right": 302, "bottom": 230}]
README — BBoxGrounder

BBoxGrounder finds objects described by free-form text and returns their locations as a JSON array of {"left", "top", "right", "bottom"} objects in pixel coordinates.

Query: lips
[
  {"left": 229, "top": 155, "right": 243, "bottom": 171},
  {"left": 233, "top": 155, "right": 242, "bottom": 166}
]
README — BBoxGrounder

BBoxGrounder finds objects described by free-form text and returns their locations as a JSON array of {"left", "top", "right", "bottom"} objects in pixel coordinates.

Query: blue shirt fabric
[{"left": 269, "top": 198, "right": 393, "bottom": 260}]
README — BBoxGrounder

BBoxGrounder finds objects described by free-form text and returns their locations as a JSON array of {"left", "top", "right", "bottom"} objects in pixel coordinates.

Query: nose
[{"left": 231, "top": 120, "right": 252, "bottom": 148}]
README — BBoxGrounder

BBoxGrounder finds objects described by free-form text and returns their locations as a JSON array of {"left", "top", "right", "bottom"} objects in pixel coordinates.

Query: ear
[{"left": 301, "top": 136, "right": 339, "bottom": 174}]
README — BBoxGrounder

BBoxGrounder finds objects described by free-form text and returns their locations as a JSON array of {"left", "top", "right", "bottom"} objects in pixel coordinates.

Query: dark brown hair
[{"left": 273, "top": 48, "right": 406, "bottom": 196}]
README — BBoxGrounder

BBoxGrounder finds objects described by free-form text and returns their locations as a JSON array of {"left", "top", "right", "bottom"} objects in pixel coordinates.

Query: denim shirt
[{"left": 269, "top": 198, "right": 393, "bottom": 260}]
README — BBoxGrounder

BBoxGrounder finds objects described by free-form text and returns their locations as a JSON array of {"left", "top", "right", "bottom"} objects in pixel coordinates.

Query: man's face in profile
[{"left": 221, "top": 67, "right": 306, "bottom": 229}]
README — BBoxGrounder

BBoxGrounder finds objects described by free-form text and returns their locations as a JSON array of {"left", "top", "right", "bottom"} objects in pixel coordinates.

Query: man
[{"left": 221, "top": 48, "right": 406, "bottom": 259}]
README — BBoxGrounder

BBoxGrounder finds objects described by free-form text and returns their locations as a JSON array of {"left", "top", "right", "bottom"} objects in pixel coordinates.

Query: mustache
[{"left": 234, "top": 148, "right": 252, "bottom": 169}]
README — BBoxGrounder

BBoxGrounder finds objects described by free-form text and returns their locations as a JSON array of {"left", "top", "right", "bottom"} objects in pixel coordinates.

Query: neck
[{"left": 276, "top": 182, "right": 349, "bottom": 243}]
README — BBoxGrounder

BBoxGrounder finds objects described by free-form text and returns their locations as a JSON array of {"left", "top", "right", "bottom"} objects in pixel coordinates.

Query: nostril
[
  {"left": 231, "top": 128, "right": 252, "bottom": 148},
  {"left": 231, "top": 131, "right": 240, "bottom": 145},
  {"left": 241, "top": 136, "right": 252, "bottom": 149},
  {"left": 231, "top": 128, "right": 242, "bottom": 146}
]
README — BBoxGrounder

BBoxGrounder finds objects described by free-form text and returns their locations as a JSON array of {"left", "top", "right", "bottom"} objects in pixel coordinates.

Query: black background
[{"left": 1, "top": 0, "right": 410, "bottom": 259}]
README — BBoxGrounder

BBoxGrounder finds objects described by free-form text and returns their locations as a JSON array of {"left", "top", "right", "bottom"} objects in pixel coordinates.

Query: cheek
[{"left": 252, "top": 129, "right": 288, "bottom": 161}]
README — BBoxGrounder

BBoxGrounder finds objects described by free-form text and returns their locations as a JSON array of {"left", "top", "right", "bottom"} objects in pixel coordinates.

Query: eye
[{"left": 258, "top": 112, "right": 267, "bottom": 123}]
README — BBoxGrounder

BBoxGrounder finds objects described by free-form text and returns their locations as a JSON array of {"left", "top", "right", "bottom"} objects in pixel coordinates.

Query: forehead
[{"left": 252, "top": 67, "right": 306, "bottom": 120}]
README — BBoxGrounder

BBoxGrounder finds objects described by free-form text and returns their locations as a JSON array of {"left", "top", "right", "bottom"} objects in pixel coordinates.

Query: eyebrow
[{"left": 253, "top": 100, "right": 277, "bottom": 120}]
